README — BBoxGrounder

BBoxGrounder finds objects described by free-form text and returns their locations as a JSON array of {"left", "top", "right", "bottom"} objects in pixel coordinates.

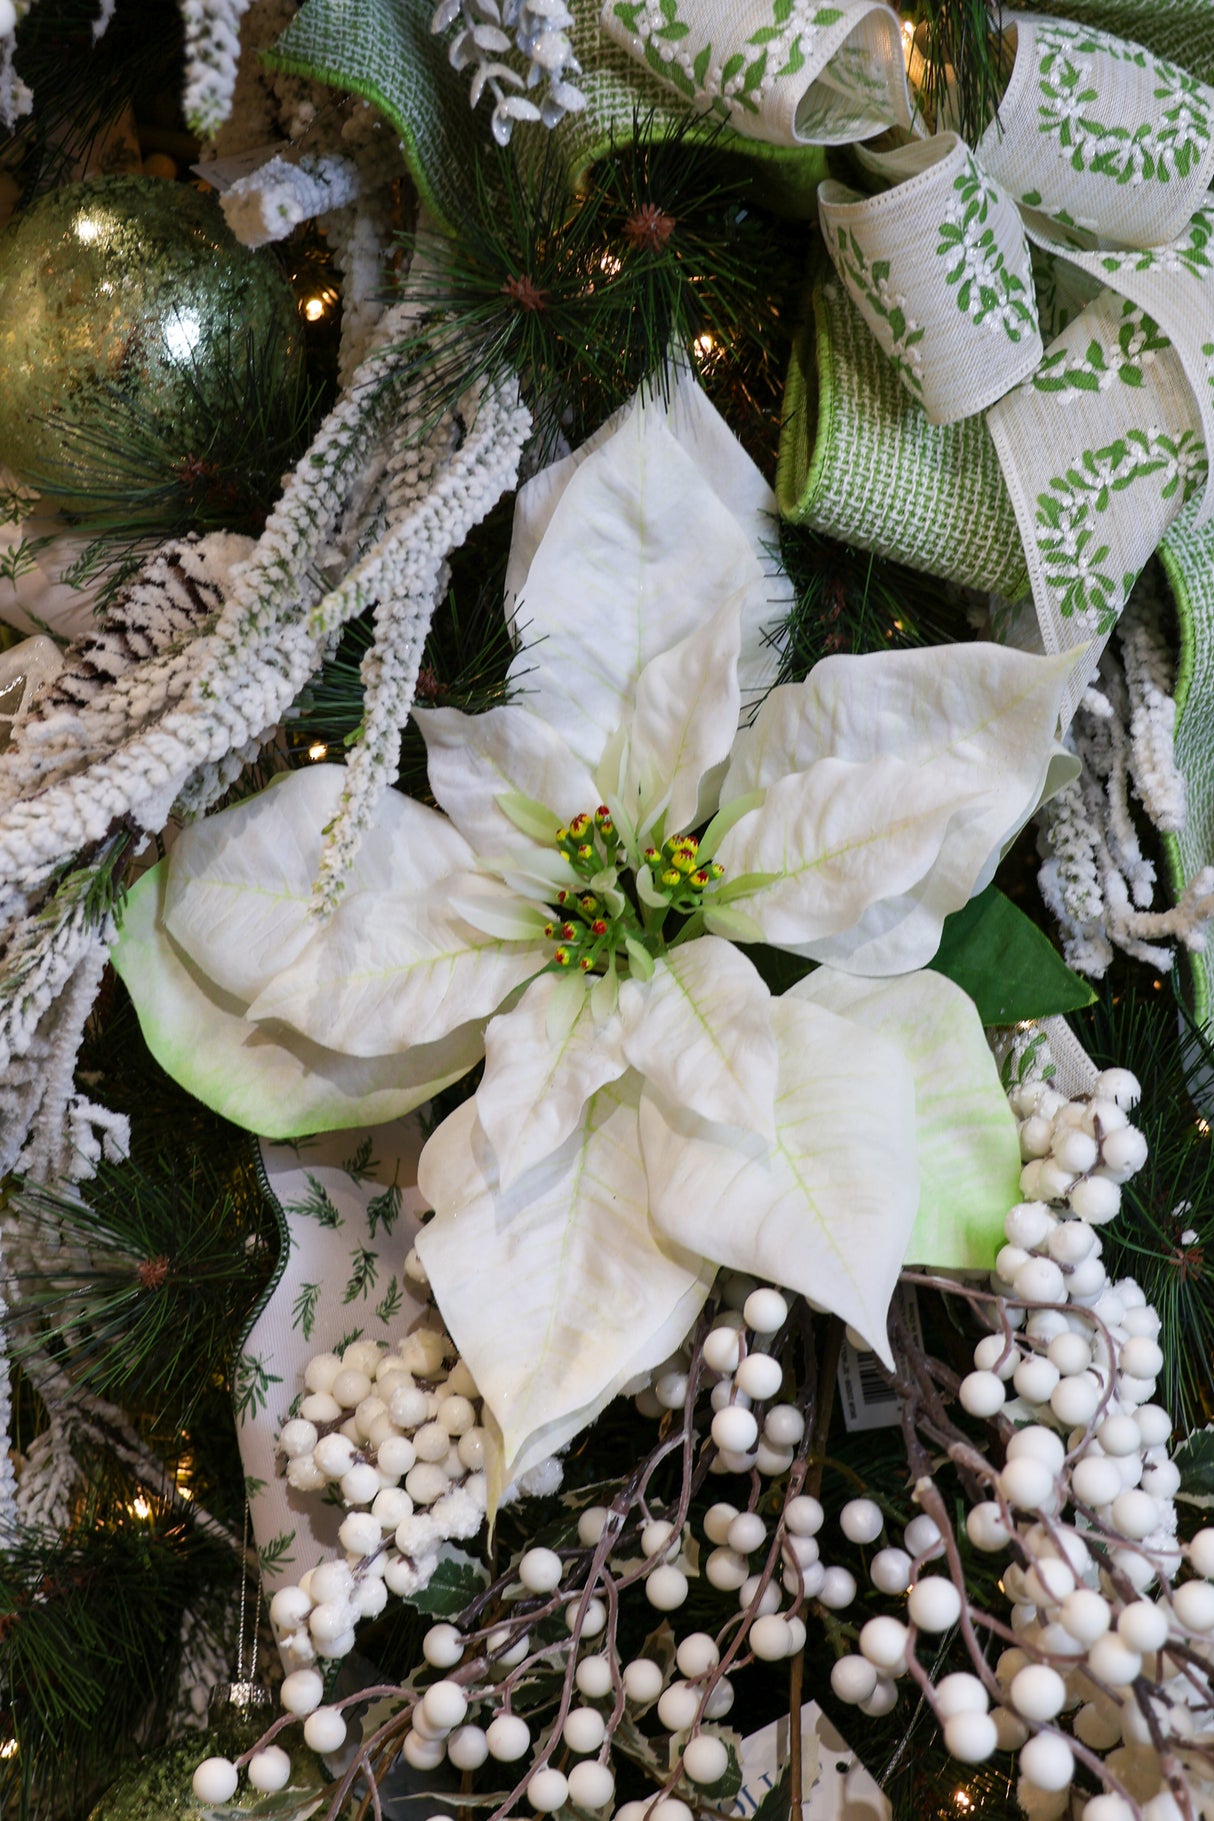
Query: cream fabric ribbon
[
  {"left": 600, "top": 0, "right": 911, "bottom": 144},
  {"left": 237, "top": 1122, "right": 428, "bottom": 1640},
  {"left": 818, "top": 134, "right": 1042, "bottom": 423},
  {"left": 601, "top": 0, "right": 1214, "bottom": 724}
]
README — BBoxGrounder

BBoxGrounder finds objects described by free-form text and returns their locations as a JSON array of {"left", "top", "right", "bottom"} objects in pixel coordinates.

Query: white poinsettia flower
[{"left": 114, "top": 370, "right": 1075, "bottom": 1485}]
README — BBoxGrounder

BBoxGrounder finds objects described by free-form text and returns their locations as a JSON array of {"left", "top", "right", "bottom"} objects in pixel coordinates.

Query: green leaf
[
  {"left": 929, "top": 885, "right": 1096, "bottom": 1023},
  {"left": 407, "top": 1544, "right": 490, "bottom": 1616},
  {"left": 1174, "top": 1423, "right": 1214, "bottom": 1507}
]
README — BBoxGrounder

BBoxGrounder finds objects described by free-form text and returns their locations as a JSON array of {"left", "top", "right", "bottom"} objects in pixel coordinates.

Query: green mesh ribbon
[
  {"left": 265, "top": 0, "right": 828, "bottom": 233},
  {"left": 265, "top": 0, "right": 479, "bottom": 232},
  {"left": 1027, "top": 0, "right": 1214, "bottom": 84},
  {"left": 777, "top": 274, "right": 1029, "bottom": 598},
  {"left": 1158, "top": 519, "right": 1214, "bottom": 1029}
]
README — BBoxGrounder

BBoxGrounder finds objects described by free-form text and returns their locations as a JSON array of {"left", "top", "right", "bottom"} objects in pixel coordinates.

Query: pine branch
[{"left": 6, "top": 1145, "right": 278, "bottom": 1429}]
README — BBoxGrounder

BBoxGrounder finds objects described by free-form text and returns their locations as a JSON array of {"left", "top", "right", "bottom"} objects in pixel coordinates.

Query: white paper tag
[
  {"left": 836, "top": 1286, "right": 922, "bottom": 1432},
  {"left": 733, "top": 1704, "right": 890, "bottom": 1821}
]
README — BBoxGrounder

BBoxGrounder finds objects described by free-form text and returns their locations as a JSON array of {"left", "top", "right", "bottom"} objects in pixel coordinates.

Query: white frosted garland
[
  {"left": 1119, "top": 586, "right": 1187, "bottom": 835},
  {"left": 179, "top": 0, "right": 253, "bottom": 138},
  {"left": 0, "top": 0, "right": 33, "bottom": 130},
  {"left": 0, "top": 1233, "right": 13, "bottom": 1537},
  {"left": 220, "top": 152, "right": 361, "bottom": 249},
  {"left": 1038, "top": 644, "right": 1214, "bottom": 976},
  {"left": 312, "top": 379, "right": 531, "bottom": 906},
  {"left": 90, "top": 0, "right": 116, "bottom": 39},
  {"left": 431, "top": 0, "right": 586, "bottom": 146},
  {"left": 0, "top": 298, "right": 424, "bottom": 923},
  {"left": 0, "top": 535, "right": 244, "bottom": 807},
  {"left": 325, "top": 197, "right": 395, "bottom": 390},
  {"left": 13, "top": 1419, "right": 79, "bottom": 1534},
  {"left": 12, "top": 930, "right": 127, "bottom": 1184}
]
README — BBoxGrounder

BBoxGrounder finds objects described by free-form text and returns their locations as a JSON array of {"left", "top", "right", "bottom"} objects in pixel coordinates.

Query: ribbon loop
[
  {"left": 987, "top": 287, "right": 1206, "bottom": 722},
  {"left": 600, "top": 0, "right": 911, "bottom": 144},
  {"left": 978, "top": 13, "right": 1214, "bottom": 249},
  {"left": 820, "top": 133, "right": 1042, "bottom": 423}
]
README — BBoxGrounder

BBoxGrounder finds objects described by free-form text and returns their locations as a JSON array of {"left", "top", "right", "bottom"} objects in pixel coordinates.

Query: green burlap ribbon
[
  {"left": 1158, "top": 519, "right": 1214, "bottom": 1029},
  {"left": 266, "top": 0, "right": 829, "bottom": 231},
  {"left": 777, "top": 270, "right": 1029, "bottom": 596}
]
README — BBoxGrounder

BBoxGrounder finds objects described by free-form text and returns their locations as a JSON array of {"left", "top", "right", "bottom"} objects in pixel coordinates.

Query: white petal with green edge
[
  {"left": 505, "top": 369, "right": 786, "bottom": 717},
  {"left": 247, "top": 884, "right": 544, "bottom": 1057},
  {"left": 790, "top": 966, "right": 1020, "bottom": 1269},
  {"left": 113, "top": 865, "right": 481, "bottom": 1139},
  {"left": 619, "top": 937, "right": 777, "bottom": 1142},
  {"left": 416, "top": 703, "right": 598, "bottom": 863},
  {"left": 706, "top": 755, "right": 985, "bottom": 973},
  {"left": 614, "top": 594, "right": 743, "bottom": 840},
  {"left": 476, "top": 973, "right": 628, "bottom": 1190},
  {"left": 641, "top": 994, "right": 918, "bottom": 1365},
  {"left": 416, "top": 1076, "right": 715, "bottom": 1476},
  {"left": 722, "top": 643, "right": 1075, "bottom": 801},
  {"left": 506, "top": 395, "right": 767, "bottom": 769},
  {"left": 163, "top": 765, "right": 475, "bottom": 1003}
]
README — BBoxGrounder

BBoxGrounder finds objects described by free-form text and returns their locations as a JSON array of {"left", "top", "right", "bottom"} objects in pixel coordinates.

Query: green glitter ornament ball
[{"left": 0, "top": 176, "right": 302, "bottom": 512}]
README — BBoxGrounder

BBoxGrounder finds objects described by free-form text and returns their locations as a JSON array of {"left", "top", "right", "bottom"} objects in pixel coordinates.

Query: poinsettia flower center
[{"left": 540, "top": 808, "right": 725, "bottom": 974}]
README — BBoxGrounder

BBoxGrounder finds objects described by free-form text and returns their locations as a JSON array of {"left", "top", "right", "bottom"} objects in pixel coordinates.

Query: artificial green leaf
[
  {"left": 407, "top": 1545, "right": 490, "bottom": 1616},
  {"left": 929, "top": 884, "right": 1096, "bottom": 1023},
  {"left": 1174, "top": 1423, "right": 1214, "bottom": 1507}
]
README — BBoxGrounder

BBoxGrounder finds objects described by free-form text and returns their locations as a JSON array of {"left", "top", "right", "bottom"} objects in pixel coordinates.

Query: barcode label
[{"left": 836, "top": 1287, "right": 922, "bottom": 1432}]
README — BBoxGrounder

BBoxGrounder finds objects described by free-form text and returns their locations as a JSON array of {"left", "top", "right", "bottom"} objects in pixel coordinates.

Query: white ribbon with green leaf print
[
  {"left": 987, "top": 288, "right": 1206, "bottom": 725},
  {"left": 818, "top": 133, "right": 1041, "bottom": 423},
  {"left": 600, "top": 0, "right": 911, "bottom": 144}
]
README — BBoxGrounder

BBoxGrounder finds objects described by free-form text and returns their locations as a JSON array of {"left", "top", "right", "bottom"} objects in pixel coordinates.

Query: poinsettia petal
[
  {"left": 616, "top": 595, "right": 743, "bottom": 840},
  {"left": 416, "top": 1076, "right": 714, "bottom": 1474},
  {"left": 642, "top": 994, "right": 918, "bottom": 1364},
  {"left": 506, "top": 395, "right": 769, "bottom": 769},
  {"left": 619, "top": 937, "right": 777, "bottom": 1142},
  {"left": 709, "top": 638, "right": 1075, "bottom": 977},
  {"left": 791, "top": 967, "right": 1020, "bottom": 1268},
  {"left": 417, "top": 704, "right": 598, "bottom": 861},
  {"left": 247, "top": 885, "right": 544, "bottom": 1056},
  {"left": 723, "top": 643, "right": 1074, "bottom": 799},
  {"left": 506, "top": 370, "right": 785, "bottom": 720},
  {"left": 113, "top": 866, "right": 481, "bottom": 1139},
  {"left": 706, "top": 755, "right": 982, "bottom": 971},
  {"left": 163, "top": 765, "right": 474, "bottom": 1002},
  {"left": 477, "top": 973, "right": 628, "bottom": 1189}
]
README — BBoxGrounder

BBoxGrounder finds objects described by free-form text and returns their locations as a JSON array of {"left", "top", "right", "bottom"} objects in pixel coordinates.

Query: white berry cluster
[
  {"left": 430, "top": 0, "right": 587, "bottom": 146},
  {"left": 271, "top": 1315, "right": 560, "bottom": 1669},
  {"left": 823, "top": 1066, "right": 1214, "bottom": 1818}
]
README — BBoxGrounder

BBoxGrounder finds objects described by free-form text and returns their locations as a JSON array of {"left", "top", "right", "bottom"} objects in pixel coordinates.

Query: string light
[
  {"left": 0, "top": 1740, "right": 17, "bottom": 1760},
  {"left": 130, "top": 1494, "right": 152, "bottom": 1520},
  {"left": 303, "top": 288, "right": 338, "bottom": 323},
  {"left": 307, "top": 741, "right": 328, "bottom": 762}
]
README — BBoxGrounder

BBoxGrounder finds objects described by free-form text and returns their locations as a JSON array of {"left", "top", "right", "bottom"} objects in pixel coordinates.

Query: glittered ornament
[
  {"left": 86, "top": 1685, "right": 326, "bottom": 1821},
  {"left": 0, "top": 177, "right": 303, "bottom": 519}
]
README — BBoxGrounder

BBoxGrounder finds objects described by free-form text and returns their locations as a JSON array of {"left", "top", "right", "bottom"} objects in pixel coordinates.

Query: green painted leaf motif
[
  {"left": 343, "top": 1245, "right": 379, "bottom": 1302},
  {"left": 929, "top": 885, "right": 1096, "bottom": 1023},
  {"left": 376, "top": 1276, "right": 403, "bottom": 1323},
  {"left": 292, "top": 1281, "right": 322, "bottom": 1340}
]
